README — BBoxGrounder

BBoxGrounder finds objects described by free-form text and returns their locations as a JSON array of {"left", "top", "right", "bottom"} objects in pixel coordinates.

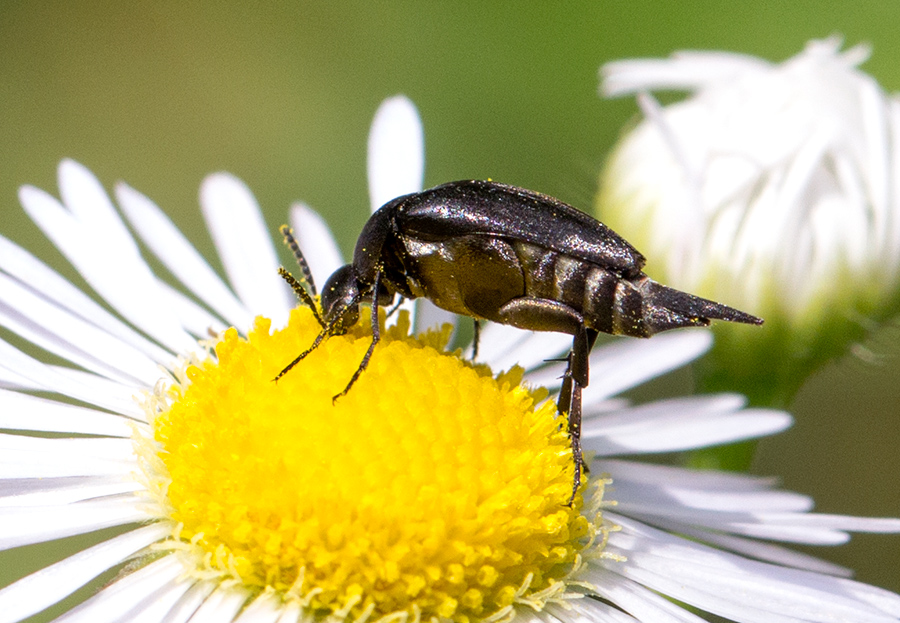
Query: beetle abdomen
[
  {"left": 515, "top": 240, "right": 630, "bottom": 335},
  {"left": 512, "top": 241, "right": 756, "bottom": 338}
]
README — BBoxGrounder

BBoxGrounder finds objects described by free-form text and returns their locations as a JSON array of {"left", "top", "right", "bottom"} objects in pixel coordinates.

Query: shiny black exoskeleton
[{"left": 276, "top": 180, "right": 763, "bottom": 503}]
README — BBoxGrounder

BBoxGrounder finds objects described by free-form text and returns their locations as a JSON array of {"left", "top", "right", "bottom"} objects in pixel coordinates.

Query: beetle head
[{"left": 321, "top": 264, "right": 360, "bottom": 334}]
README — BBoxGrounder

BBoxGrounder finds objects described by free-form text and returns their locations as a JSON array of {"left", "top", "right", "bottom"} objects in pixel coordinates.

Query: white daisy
[
  {"left": 1, "top": 96, "right": 899, "bottom": 623},
  {"left": 598, "top": 38, "right": 900, "bottom": 381}
]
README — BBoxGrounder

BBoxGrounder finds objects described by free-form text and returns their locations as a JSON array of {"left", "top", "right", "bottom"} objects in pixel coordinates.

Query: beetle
[{"left": 276, "top": 180, "right": 763, "bottom": 503}]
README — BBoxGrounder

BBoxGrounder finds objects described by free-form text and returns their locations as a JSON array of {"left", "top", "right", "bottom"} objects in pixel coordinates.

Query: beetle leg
[
  {"left": 495, "top": 296, "right": 595, "bottom": 504},
  {"left": 274, "top": 293, "right": 361, "bottom": 383},
  {"left": 559, "top": 328, "right": 587, "bottom": 506},
  {"left": 557, "top": 327, "right": 599, "bottom": 505},
  {"left": 273, "top": 326, "right": 330, "bottom": 382},
  {"left": 471, "top": 319, "right": 480, "bottom": 360},
  {"left": 333, "top": 270, "right": 383, "bottom": 403}
]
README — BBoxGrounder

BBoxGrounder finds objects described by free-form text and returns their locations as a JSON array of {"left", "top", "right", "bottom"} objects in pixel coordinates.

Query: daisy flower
[
  {"left": 598, "top": 38, "right": 900, "bottom": 401},
  {"left": 1, "top": 96, "right": 900, "bottom": 623}
]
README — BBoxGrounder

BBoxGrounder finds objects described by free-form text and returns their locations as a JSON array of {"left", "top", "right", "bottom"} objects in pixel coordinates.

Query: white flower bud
[{"left": 599, "top": 38, "right": 900, "bottom": 335}]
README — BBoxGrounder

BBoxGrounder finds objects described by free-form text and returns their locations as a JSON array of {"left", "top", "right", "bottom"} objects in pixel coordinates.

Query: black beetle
[{"left": 276, "top": 180, "right": 762, "bottom": 502}]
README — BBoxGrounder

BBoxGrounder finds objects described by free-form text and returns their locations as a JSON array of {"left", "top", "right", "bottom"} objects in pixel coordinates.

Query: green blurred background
[{"left": 1, "top": 1, "right": 898, "bottom": 618}]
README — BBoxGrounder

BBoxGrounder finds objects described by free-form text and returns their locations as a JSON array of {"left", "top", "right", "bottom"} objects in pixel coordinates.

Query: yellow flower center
[{"left": 149, "top": 307, "right": 591, "bottom": 623}]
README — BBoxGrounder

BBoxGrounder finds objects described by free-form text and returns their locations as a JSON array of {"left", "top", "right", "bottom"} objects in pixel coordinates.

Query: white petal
[
  {"left": 729, "top": 513, "right": 900, "bottom": 544},
  {"left": 47, "top": 364, "right": 147, "bottom": 419},
  {"left": 19, "top": 161, "right": 199, "bottom": 352},
  {"left": 599, "top": 459, "right": 779, "bottom": 491},
  {"left": 18, "top": 184, "right": 196, "bottom": 354},
  {"left": 0, "top": 435, "right": 137, "bottom": 480},
  {"left": 288, "top": 202, "right": 345, "bottom": 292},
  {"left": 200, "top": 172, "right": 293, "bottom": 327},
  {"left": 0, "top": 337, "right": 141, "bottom": 416},
  {"left": 583, "top": 402, "right": 791, "bottom": 454},
  {"left": 661, "top": 522, "right": 853, "bottom": 576},
  {"left": 476, "top": 323, "right": 536, "bottom": 366},
  {"left": 0, "top": 475, "right": 141, "bottom": 507},
  {"left": 188, "top": 585, "right": 252, "bottom": 623},
  {"left": 157, "top": 280, "right": 229, "bottom": 337},
  {"left": 0, "top": 388, "right": 133, "bottom": 436},
  {"left": 484, "top": 330, "right": 573, "bottom": 375},
  {"left": 117, "top": 181, "right": 254, "bottom": 329},
  {"left": 508, "top": 609, "right": 555, "bottom": 623},
  {"left": 234, "top": 592, "right": 283, "bottom": 623},
  {"left": 0, "top": 496, "right": 152, "bottom": 549},
  {"left": 601, "top": 51, "right": 770, "bottom": 97},
  {"left": 583, "top": 330, "right": 712, "bottom": 402},
  {"left": 0, "top": 522, "right": 169, "bottom": 623},
  {"left": 605, "top": 467, "right": 813, "bottom": 514},
  {"left": 525, "top": 331, "right": 713, "bottom": 403},
  {"left": 546, "top": 600, "right": 641, "bottom": 623},
  {"left": 274, "top": 602, "right": 302, "bottom": 623},
  {"left": 413, "top": 299, "right": 458, "bottom": 335},
  {"left": 53, "top": 554, "right": 185, "bottom": 623},
  {"left": 603, "top": 515, "right": 900, "bottom": 622},
  {"left": 585, "top": 566, "right": 705, "bottom": 622},
  {"left": 0, "top": 233, "right": 173, "bottom": 364},
  {"left": 0, "top": 362, "right": 38, "bottom": 389},
  {"left": 124, "top": 579, "right": 196, "bottom": 623},
  {"left": 0, "top": 432, "right": 134, "bottom": 459},
  {"left": 615, "top": 509, "right": 851, "bottom": 547},
  {"left": 586, "top": 392, "right": 746, "bottom": 426},
  {"left": 367, "top": 95, "right": 425, "bottom": 211},
  {"left": 155, "top": 580, "right": 217, "bottom": 623},
  {"left": 887, "top": 99, "right": 900, "bottom": 272},
  {"left": 0, "top": 271, "right": 163, "bottom": 386},
  {"left": 58, "top": 160, "right": 137, "bottom": 252}
]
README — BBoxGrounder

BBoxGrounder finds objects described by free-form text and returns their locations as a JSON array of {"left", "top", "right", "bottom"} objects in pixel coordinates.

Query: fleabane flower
[
  {"left": 598, "top": 38, "right": 900, "bottom": 399},
  {"left": 1, "top": 97, "right": 900, "bottom": 623}
]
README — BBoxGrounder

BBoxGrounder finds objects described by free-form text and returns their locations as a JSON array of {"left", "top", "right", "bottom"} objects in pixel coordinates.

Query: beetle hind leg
[
  {"left": 558, "top": 327, "right": 598, "bottom": 506},
  {"left": 494, "top": 296, "right": 596, "bottom": 505}
]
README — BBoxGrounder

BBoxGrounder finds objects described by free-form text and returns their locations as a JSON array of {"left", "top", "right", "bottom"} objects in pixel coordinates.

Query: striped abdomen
[{"left": 513, "top": 241, "right": 657, "bottom": 337}]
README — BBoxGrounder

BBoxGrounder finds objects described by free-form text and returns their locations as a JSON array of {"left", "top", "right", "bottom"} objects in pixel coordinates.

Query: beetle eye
[{"left": 322, "top": 264, "right": 360, "bottom": 331}]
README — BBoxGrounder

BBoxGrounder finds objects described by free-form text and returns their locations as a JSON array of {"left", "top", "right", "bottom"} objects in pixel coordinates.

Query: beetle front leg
[{"left": 333, "top": 270, "right": 383, "bottom": 402}]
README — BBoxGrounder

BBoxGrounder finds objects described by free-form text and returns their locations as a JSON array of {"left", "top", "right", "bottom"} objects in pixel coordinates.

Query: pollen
[{"left": 150, "top": 307, "right": 590, "bottom": 622}]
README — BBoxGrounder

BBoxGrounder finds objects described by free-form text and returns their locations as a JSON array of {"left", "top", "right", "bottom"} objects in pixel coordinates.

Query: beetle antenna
[
  {"left": 332, "top": 271, "right": 383, "bottom": 403},
  {"left": 280, "top": 225, "right": 318, "bottom": 296},
  {"left": 278, "top": 267, "right": 326, "bottom": 329},
  {"left": 471, "top": 319, "right": 480, "bottom": 360}
]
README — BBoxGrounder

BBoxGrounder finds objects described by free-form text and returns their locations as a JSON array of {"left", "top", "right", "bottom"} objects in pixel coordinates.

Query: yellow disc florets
[{"left": 148, "top": 306, "right": 592, "bottom": 623}]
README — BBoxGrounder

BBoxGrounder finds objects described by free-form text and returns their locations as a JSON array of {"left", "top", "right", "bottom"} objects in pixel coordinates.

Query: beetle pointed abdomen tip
[{"left": 718, "top": 308, "right": 764, "bottom": 326}]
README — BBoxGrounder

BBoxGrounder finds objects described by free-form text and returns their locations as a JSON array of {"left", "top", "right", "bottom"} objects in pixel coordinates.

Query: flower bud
[{"left": 598, "top": 39, "right": 900, "bottom": 402}]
